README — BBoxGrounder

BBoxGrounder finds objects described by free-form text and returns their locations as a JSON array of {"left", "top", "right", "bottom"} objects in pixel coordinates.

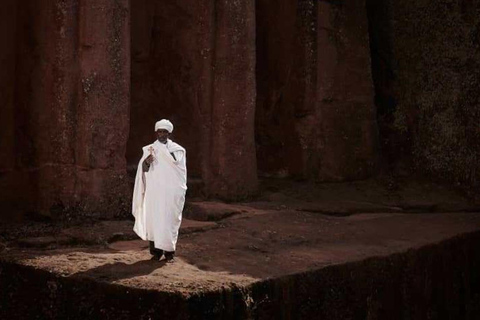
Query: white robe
[{"left": 132, "top": 139, "right": 187, "bottom": 252}]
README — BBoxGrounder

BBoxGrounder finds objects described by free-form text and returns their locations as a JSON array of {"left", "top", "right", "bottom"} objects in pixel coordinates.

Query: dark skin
[
  {"left": 156, "top": 128, "right": 170, "bottom": 144},
  {"left": 142, "top": 129, "right": 174, "bottom": 172}
]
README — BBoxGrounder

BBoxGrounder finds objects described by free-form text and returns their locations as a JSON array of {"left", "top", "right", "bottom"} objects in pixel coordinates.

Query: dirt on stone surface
[{"left": 1, "top": 177, "right": 479, "bottom": 295}]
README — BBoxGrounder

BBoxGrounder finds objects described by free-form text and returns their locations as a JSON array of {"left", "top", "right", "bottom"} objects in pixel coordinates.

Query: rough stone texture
[
  {"left": 0, "top": 0, "right": 20, "bottom": 219},
  {"left": 1, "top": 213, "right": 480, "bottom": 319},
  {"left": 315, "top": 0, "right": 378, "bottom": 181},
  {"left": 367, "top": 0, "right": 480, "bottom": 188},
  {"left": 0, "top": 1, "right": 130, "bottom": 219},
  {"left": 2, "top": 0, "right": 81, "bottom": 218},
  {"left": 185, "top": 201, "right": 256, "bottom": 221},
  {"left": 1, "top": 178, "right": 479, "bottom": 318},
  {"left": 128, "top": 0, "right": 258, "bottom": 200},
  {"left": 75, "top": 0, "right": 131, "bottom": 215},
  {"left": 128, "top": 0, "right": 204, "bottom": 176},
  {"left": 204, "top": 0, "right": 258, "bottom": 199},
  {"left": 7, "top": 0, "right": 479, "bottom": 218},
  {"left": 255, "top": 0, "right": 378, "bottom": 181}
]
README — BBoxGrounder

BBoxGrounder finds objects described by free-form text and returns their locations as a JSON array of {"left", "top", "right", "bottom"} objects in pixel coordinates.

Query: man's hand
[
  {"left": 142, "top": 155, "right": 154, "bottom": 172},
  {"left": 145, "top": 154, "right": 154, "bottom": 164}
]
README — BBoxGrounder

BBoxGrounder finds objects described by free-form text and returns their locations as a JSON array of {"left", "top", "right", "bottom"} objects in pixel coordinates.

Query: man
[{"left": 132, "top": 119, "right": 187, "bottom": 262}]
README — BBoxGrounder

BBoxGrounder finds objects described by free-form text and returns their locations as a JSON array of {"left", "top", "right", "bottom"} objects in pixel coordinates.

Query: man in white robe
[{"left": 132, "top": 119, "right": 187, "bottom": 262}]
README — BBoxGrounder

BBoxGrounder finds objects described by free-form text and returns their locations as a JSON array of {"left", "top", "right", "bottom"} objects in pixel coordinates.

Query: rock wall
[
  {"left": 75, "top": 0, "right": 131, "bottom": 215},
  {"left": 129, "top": 0, "right": 258, "bottom": 199},
  {"left": 1, "top": 0, "right": 477, "bottom": 222},
  {"left": 2, "top": 0, "right": 380, "bottom": 217},
  {"left": 367, "top": 0, "right": 480, "bottom": 187},
  {"left": 0, "top": 0, "right": 130, "bottom": 219},
  {"left": 128, "top": 0, "right": 204, "bottom": 177},
  {"left": 255, "top": 0, "right": 378, "bottom": 180},
  {"left": 0, "top": 0, "right": 20, "bottom": 219}
]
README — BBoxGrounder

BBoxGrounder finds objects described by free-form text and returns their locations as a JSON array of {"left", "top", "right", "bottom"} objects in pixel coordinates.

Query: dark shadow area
[
  {"left": 71, "top": 259, "right": 166, "bottom": 282},
  {"left": 366, "top": 0, "right": 480, "bottom": 191},
  {"left": 128, "top": 0, "right": 202, "bottom": 177},
  {"left": 255, "top": 0, "right": 302, "bottom": 178},
  {"left": 365, "top": 0, "right": 409, "bottom": 172},
  {"left": 0, "top": 1, "right": 47, "bottom": 220}
]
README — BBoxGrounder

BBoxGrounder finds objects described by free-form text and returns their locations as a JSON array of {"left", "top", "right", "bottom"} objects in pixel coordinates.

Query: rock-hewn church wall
[
  {"left": 128, "top": 0, "right": 204, "bottom": 177},
  {"left": 2, "top": 0, "right": 380, "bottom": 218},
  {"left": 367, "top": 0, "right": 480, "bottom": 188},
  {"left": 255, "top": 0, "right": 378, "bottom": 181},
  {"left": 0, "top": 0, "right": 20, "bottom": 219},
  {"left": 74, "top": 0, "right": 131, "bottom": 214},
  {"left": 129, "top": 0, "right": 258, "bottom": 200},
  {"left": 0, "top": 0, "right": 130, "bottom": 219}
]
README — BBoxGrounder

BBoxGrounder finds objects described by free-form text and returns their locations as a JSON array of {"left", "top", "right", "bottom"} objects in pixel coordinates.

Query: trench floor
[{"left": 1, "top": 177, "right": 480, "bottom": 296}]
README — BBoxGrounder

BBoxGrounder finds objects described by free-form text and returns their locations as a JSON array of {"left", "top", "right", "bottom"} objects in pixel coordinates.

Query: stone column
[
  {"left": 202, "top": 0, "right": 258, "bottom": 199},
  {"left": 0, "top": 0, "right": 20, "bottom": 219},
  {"left": 4, "top": 0, "right": 130, "bottom": 218},
  {"left": 11, "top": 0, "right": 79, "bottom": 216},
  {"left": 315, "top": 0, "right": 378, "bottom": 181},
  {"left": 75, "top": 0, "right": 130, "bottom": 214},
  {"left": 255, "top": 0, "right": 377, "bottom": 181},
  {"left": 255, "top": 0, "right": 319, "bottom": 179},
  {"left": 0, "top": 0, "right": 17, "bottom": 172}
]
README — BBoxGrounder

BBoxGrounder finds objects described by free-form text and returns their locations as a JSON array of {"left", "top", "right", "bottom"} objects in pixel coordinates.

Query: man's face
[{"left": 156, "top": 129, "right": 169, "bottom": 143}]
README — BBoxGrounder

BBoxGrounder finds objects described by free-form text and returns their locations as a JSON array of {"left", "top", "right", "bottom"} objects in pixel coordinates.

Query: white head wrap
[{"left": 154, "top": 119, "right": 174, "bottom": 133}]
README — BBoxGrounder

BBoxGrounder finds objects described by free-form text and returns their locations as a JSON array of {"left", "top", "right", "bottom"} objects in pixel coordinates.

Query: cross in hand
[
  {"left": 144, "top": 146, "right": 156, "bottom": 167},
  {"left": 148, "top": 146, "right": 155, "bottom": 156}
]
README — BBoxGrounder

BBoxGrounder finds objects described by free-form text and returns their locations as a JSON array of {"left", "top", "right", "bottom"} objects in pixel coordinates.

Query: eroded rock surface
[
  {"left": 367, "top": 0, "right": 480, "bottom": 188},
  {"left": 2, "top": 211, "right": 480, "bottom": 319},
  {"left": 0, "top": 0, "right": 130, "bottom": 219},
  {"left": 128, "top": 0, "right": 258, "bottom": 200},
  {"left": 255, "top": 0, "right": 377, "bottom": 181}
]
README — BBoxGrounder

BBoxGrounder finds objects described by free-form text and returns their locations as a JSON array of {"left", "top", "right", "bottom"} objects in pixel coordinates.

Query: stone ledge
[
  {"left": 1, "top": 212, "right": 480, "bottom": 319},
  {"left": 1, "top": 230, "right": 479, "bottom": 319}
]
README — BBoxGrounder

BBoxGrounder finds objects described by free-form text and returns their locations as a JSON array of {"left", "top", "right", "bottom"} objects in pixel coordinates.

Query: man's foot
[
  {"left": 150, "top": 254, "right": 161, "bottom": 261},
  {"left": 149, "top": 242, "right": 164, "bottom": 257},
  {"left": 164, "top": 252, "right": 175, "bottom": 263}
]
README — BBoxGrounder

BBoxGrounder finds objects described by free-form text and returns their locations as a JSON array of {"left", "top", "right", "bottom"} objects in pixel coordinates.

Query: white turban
[{"left": 154, "top": 119, "right": 174, "bottom": 133}]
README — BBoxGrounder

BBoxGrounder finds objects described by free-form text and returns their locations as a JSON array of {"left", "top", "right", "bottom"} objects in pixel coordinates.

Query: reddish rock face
[
  {"left": 315, "top": 0, "right": 378, "bottom": 181},
  {"left": 202, "top": 0, "right": 258, "bottom": 199},
  {"left": 129, "top": 0, "right": 258, "bottom": 200},
  {"left": 256, "top": 0, "right": 378, "bottom": 181},
  {"left": 1, "top": 0, "right": 380, "bottom": 219},
  {"left": 0, "top": 0, "right": 130, "bottom": 219},
  {"left": 128, "top": 0, "right": 204, "bottom": 177},
  {"left": 2, "top": 0, "right": 81, "bottom": 217},
  {"left": 3, "top": 0, "right": 479, "bottom": 218},
  {"left": 0, "top": 0, "right": 20, "bottom": 218},
  {"left": 74, "top": 0, "right": 130, "bottom": 214},
  {"left": 367, "top": 0, "right": 480, "bottom": 188}
]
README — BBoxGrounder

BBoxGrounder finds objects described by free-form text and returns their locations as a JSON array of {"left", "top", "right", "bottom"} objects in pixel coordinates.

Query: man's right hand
[
  {"left": 142, "top": 155, "right": 154, "bottom": 172},
  {"left": 145, "top": 154, "right": 154, "bottom": 164}
]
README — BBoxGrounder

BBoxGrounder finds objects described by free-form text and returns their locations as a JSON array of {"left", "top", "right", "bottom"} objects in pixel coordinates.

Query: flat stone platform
[
  {"left": 1, "top": 210, "right": 480, "bottom": 319},
  {"left": 1, "top": 179, "right": 480, "bottom": 319}
]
